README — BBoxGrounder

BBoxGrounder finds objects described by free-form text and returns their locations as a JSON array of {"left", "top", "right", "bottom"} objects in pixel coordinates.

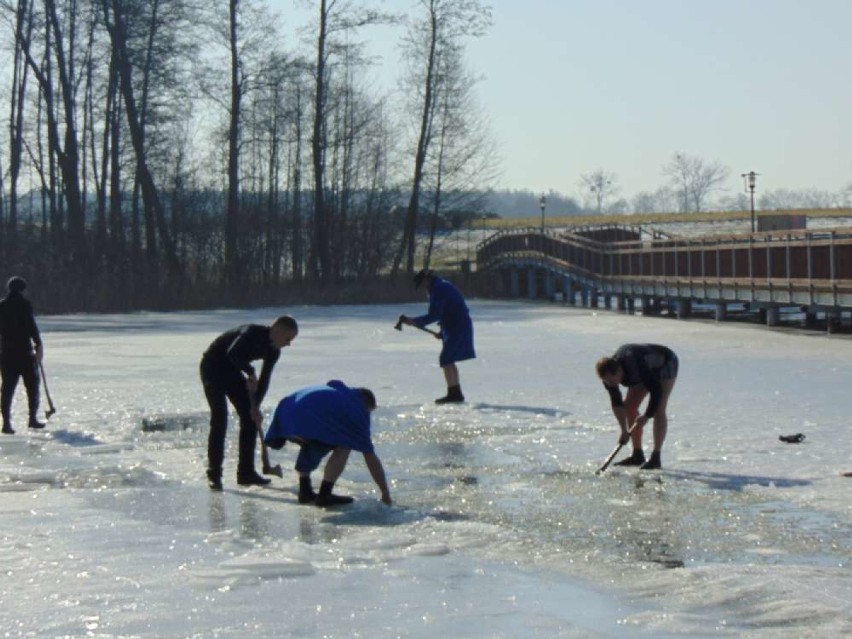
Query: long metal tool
[
  {"left": 595, "top": 424, "right": 636, "bottom": 475},
  {"left": 251, "top": 395, "right": 282, "bottom": 477},
  {"left": 39, "top": 360, "right": 57, "bottom": 419},
  {"left": 394, "top": 315, "right": 441, "bottom": 338}
]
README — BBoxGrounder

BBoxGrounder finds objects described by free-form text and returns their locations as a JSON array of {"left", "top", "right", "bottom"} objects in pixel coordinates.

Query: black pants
[
  {"left": 200, "top": 358, "right": 257, "bottom": 477},
  {"left": 1, "top": 355, "right": 40, "bottom": 425}
]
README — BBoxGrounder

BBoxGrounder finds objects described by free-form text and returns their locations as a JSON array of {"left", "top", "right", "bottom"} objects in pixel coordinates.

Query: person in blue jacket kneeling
[
  {"left": 399, "top": 269, "right": 476, "bottom": 404},
  {"left": 265, "top": 380, "right": 392, "bottom": 507}
]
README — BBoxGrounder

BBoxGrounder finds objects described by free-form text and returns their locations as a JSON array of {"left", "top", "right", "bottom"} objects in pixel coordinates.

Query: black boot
[
  {"left": 237, "top": 469, "right": 272, "bottom": 486},
  {"left": 298, "top": 476, "right": 317, "bottom": 504},
  {"left": 640, "top": 451, "right": 662, "bottom": 470},
  {"left": 207, "top": 469, "right": 223, "bottom": 491},
  {"left": 2, "top": 421, "right": 14, "bottom": 435},
  {"left": 614, "top": 449, "right": 645, "bottom": 467},
  {"left": 315, "top": 480, "right": 354, "bottom": 507},
  {"left": 28, "top": 417, "right": 46, "bottom": 430},
  {"left": 435, "top": 385, "right": 464, "bottom": 405}
]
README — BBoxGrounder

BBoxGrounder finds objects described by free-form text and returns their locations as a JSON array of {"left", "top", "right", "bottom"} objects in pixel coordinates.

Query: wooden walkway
[{"left": 475, "top": 225, "right": 852, "bottom": 327}]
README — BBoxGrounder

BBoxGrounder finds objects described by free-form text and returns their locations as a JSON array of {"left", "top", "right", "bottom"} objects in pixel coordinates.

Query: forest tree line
[{"left": 0, "top": 0, "right": 498, "bottom": 313}]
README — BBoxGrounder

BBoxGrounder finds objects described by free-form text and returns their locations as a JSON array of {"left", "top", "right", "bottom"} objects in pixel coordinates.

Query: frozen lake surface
[{"left": 2, "top": 300, "right": 851, "bottom": 638}]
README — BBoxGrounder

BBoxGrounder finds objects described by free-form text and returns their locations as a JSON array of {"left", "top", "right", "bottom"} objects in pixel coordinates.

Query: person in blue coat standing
[
  {"left": 399, "top": 269, "right": 476, "bottom": 404},
  {"left": 265, "top": 380, "right": 392, "bottom": 507}
]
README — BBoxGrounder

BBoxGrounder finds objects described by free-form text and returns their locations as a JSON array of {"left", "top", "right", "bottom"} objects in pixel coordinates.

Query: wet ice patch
[{"left": 141, "top": 412, "right": 207, "bottom": 433}]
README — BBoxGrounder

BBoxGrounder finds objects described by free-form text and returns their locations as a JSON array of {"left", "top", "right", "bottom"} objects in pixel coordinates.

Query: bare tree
[
  {"left": 4, "top": 0, "right": 33, "bottom": 251},
  {"left": 393, "top": 0, "right": 491, "bottom": 275},
  {"left": 102, "top": 0, "right": 181, "bottom": 277},
  {"left": 14, "top": 0, "right": 87, "bottom": 258},
  {"left": 662, "top": 152, "right": 729, "bottom": 213},
  {"left": 631, "top": 186, "right": 677, "bottom": 214},
  {"left": 758, "top": 188, "right": 839, "bottom": 210},
  {"left": 306, "top": 0, "right": 394, "bottom": 283},
  {"left": 579, "top": 169, "right": 619, "bottom": 214},
  {"left": 420, "top": 45, "right": 498, "bottom": 268}
]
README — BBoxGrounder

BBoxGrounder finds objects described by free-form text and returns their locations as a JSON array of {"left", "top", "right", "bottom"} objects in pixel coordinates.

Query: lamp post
[
  {"left": 741, "top": 171, "right": 758, "bottom": 232},
  {"left": 539, "top": 194, "right": 547, "bottom": 233}
]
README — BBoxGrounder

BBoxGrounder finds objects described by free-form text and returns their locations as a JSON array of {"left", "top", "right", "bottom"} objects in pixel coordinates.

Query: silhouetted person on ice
[
  {"left": 200, "top": 316, "right": 298, "bottom": 490},
  {"left": 0, "top": 277, "right": 45, "bottom": 434}
]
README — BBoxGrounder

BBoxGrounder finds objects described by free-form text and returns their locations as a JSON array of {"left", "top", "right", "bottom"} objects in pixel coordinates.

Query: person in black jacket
[
  {"left": 0, "top": 276, "right": 44, "bottom": 434},
  {"left": 595, "top": 344, "right": 679, "bottom": 470},
  {"left": 200, "top": 316, "right": 298, "bottom": 490}
]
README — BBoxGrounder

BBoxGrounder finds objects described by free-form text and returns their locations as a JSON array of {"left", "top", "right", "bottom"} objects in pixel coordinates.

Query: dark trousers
[
  {"left": 200, "top": 359, "right": 257, "bottom": 477},
  {"left": 1, "top": 355, "right": 40, "bottom": 425}
]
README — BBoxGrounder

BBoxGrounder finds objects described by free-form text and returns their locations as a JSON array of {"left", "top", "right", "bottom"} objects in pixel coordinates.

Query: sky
[
  {"left": 3, "top": 302, "right": 851, "bottom": 637},
  {"left": 269, "top": 0, "right": 852, "bottom": 200}
]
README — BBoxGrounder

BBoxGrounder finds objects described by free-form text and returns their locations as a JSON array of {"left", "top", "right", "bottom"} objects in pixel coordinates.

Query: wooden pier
[{"left": 475, "top": 225, "right": 852, "bottom": 329}]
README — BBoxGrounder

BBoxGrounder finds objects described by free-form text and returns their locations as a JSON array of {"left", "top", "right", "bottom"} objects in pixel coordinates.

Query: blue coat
[
  {"left": 265, "top": 380, "right": 374, "bottom": 453},
  {"left": 412, "top": 276, "right": 475, "bottom": 366}
]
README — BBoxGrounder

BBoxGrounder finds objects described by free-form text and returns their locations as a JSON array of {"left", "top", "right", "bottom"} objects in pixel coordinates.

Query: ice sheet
[{"left": 1, "top": 301, "right": 850, "bottom": 637}]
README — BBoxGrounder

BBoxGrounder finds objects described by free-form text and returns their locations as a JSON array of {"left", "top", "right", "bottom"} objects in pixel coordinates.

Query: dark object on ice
[
  {"left": 779, "top": 433, "right": 805, "bottom": 444},
  {"left": 640, "top": 451, "right": 662, "bottom": 470},
  {"left": 142, "top": 414, "right": 206, "bottom": 432}
]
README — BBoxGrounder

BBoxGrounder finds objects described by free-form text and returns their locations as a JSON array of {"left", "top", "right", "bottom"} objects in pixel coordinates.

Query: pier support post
[
  {"left": 766, "top": 307, "right": 780, "bottom": 327},
  {"left": 715, "top": 303, "right": 727, "bottom": 322},
  {"left": 677, "top": 299, "right": 692, "bottom": 319},
  {"left": 544, "top": 271, "right": 555, "bottom": 299},
  {"left": 527, "top": 268, "right": 536, "bottom": 300},
  {"left": 590, "top": 289, "right": 599, "bottom": 308},
  {"left": 510, "top": 268, "right": 520, "bottom": 298},
  {"left": 563, "top": 277, "right": 576, "bottom": 305}
]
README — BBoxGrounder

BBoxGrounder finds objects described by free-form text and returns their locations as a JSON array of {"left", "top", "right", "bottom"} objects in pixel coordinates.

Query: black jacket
[{"left": 0, "top": 291, "right": 41, "bottom": 360}]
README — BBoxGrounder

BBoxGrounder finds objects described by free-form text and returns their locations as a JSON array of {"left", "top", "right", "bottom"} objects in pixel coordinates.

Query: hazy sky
[{"left": 270, "top": 0, "right": 852, "bottom": 199}]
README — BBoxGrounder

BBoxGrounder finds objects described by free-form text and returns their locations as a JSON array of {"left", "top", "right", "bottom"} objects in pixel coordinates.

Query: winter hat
[{"left": 413, "top": 269, "right": 433, "bottom": 290}]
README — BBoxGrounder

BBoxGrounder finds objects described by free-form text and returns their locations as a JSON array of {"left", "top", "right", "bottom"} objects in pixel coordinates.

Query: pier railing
[{"left": 476, "top": 226, "right": 852, "bottom": 309}]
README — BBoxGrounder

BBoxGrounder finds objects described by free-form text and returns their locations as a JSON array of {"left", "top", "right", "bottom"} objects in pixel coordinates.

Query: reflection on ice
[{"left": 664, "top": 469, "right": 812, "bottom": 491}]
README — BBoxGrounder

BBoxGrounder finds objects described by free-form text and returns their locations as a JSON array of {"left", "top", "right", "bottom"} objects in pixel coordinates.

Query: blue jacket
[
  {"left": 412, "top": 276, "right": 470, "bottom": 331},
  {"left": 265, "top": 380, "right": 374, "bottom": 453},
  {"left": 412, "top": 275, "right": 476, "bottom": 366}
]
